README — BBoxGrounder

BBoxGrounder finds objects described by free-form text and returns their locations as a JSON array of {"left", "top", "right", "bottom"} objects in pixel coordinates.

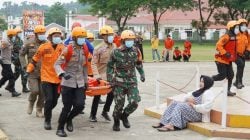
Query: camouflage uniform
[
  {"left": 19, "top": 38, "right": 45, "bottom": 116},
  {"left": 8, "top": 37, "right": 29, "bottom": 91},
  {"left": 107, "top": 45, "right": 145, "bottom": 118}
]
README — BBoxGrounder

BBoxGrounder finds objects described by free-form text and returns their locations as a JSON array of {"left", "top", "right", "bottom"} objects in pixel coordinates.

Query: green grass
[
  {"left": 93, "top": 40, "right": 217, "bottom": 62},
  {"left": 142, "top": 41, "right": 216, "bottom": 62}
]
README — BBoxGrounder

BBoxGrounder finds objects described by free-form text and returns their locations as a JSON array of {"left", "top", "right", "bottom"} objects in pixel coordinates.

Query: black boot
[
  {"left": 56, "top": 129, "right": 67, "bottom": 137},
  {"left": 227, "top": 91, "right": 236, "bottom": 96},
  {"left": 121, "top": 112, "right": 130, "bottom": 128},
  {"left": 22, "top": 86, "right": 30, "bottom": 93},
  {"left": 102, "top": 111, "right": 111, "bottom": 121},
  {"left": 44, "top": 121, "right": 52, "bottom": 130},
  {"left": 66, "top": 120, "right": 73, "bottom": 132},
  {"left": 11, "top": 91, "right": 21, "bottom": 97},
  {"left": 113, "top": 117, "right": 120, "bottom": 131}
]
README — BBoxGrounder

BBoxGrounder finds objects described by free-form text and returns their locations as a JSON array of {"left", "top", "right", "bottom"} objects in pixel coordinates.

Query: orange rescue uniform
[
  {"left": 184, "top": 40, "right": 192, "bottom": 51},
  {"left": 236, "top": 32, "right": 249, "bottom": 56},
  {"left": 215, "top": 34, "right": 236, "bottom": 65},
  {"left": 113, "top": 35, "right": 121, "bottom": 48},
  {"left": 27, "top": 42, "right": 64, "bottom": 84},
  {"left": 164, "top": 38, "right": 174, "bottom": 50}
]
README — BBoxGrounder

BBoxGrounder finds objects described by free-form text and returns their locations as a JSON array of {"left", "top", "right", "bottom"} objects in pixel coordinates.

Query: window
[{"left": 185, "top": 29, "right": 193, "bottom": 38}]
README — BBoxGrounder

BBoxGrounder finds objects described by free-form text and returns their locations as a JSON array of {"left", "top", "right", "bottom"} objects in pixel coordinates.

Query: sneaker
[
  {"left": 227, "top": 91, "right": 236, "bottom": 96},
  {"left": 101, "top": 112, "right": 111, "bottom": 121},
  {"left": 89, "top": 115, "right": 97, "bottom": 122},
  {"left": 56, "top": 129, "right": 67, "bottom": 137}
]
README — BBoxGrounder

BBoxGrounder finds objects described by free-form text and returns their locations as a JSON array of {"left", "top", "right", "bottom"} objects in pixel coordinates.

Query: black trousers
[
  {"left": 90, "top": 91, "right": 114, "bottom": 117},
  {"left": 212, "top": 62, "right": 234, "bottom": 91},
  {"left": 0, "top": 64, "right": 15, "bottom": 92},
  {"left": 173, "top": 56, "right": 182, "bottom": 61},
  {"left": 41, "top": 82, "right": 59, "bottom": 122},
  {"left": 235, "top": 56, "right": 245, "bottom": 84},
  {"left": 183, "top": 55, "right": 190, "bottom": 62},
  {"left": 58, "top": 86, "right": 85, "bottom": 129}
]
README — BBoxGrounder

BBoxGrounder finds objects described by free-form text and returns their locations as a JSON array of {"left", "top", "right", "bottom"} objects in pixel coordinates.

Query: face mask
[
  {"left": 234, "top": 26, "right": 240, "bottom": 35},
  {"left": 11, "top": 36, "right": 16, "bottom": 42},
  {"left": 38, "top": 35, "right": 46, "bottom": 41},
  {"left": 52, "top": 37, "right": 62, "bottom": 44},
  {"left": 125, "top": 40, "right": 134, "bottom": 48},
  {"left": 107, "top": 35, "right": 114, "bottom": 43},
  {"left": 77, "top": 38, "right": 86, "bottom": 46},
  {"left": 17, "top": 33, "right": 22, "bottom": 38},
  {"left": 240, "top": 25, "right": 248, "bottom": 32}
]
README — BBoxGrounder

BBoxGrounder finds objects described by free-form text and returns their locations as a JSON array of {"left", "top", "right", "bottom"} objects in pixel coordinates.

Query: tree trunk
[{"left": 153, "top": 11, "right": 159, "bottom": 37}]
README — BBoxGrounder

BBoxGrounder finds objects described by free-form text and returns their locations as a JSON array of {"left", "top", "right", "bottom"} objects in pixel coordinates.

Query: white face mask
[
  {"left": 234, "top": 26, "right": 240, "bottom": 35},
  {"left": 240, "top": 25, "right": 248, "bottom": 32}
]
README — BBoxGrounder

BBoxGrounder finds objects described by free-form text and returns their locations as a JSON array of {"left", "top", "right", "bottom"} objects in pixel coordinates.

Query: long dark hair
[{"left": 192, "top": 75, "right": 214, "bottom": 97}]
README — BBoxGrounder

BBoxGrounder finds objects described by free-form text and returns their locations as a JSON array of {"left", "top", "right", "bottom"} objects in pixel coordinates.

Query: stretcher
[{"left": 85, "top": 77, "right": 112, "bottom": 96}]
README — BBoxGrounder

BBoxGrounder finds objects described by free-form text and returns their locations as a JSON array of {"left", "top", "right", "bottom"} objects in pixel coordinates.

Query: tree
[
  {"left": 78, "top": 0, "right": 143, "bottom": 32},
  {"left": 0, "top": 17, "right": 8, "bottom": 31},
  {"left": 213, "top": 0, "right": 250, "bottom": 24},
  {"left": 191, "top": 0, "right": 222, "bottom": 42},
  {"left": 144, "top": 0, "right": 194, "bottom": 36},
  {"left": 45, "top": 2, "right": 67, "bottom": 26}
]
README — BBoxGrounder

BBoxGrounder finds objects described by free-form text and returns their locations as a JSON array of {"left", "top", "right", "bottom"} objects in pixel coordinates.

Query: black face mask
[{"left": 192, "top": 75, "right": 214, "bottom": 97}]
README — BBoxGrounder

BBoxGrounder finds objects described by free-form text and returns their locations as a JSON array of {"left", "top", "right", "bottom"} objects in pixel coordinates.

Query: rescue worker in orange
[
  {"left": 182, "top": 47, "right": 191, "bottom": 62},
  {"left": 89, "top": 25, "right": 115, "bottom": 122},
  {"left": 86, "top": 32, "right": 94, "bottom": 77},
  {"left": 20, "top": 25, "right": 47, "bottom": 117},
  {"left": 54, "top": 27, "right": 88, "bottom": 137},
  {"left": 184, "top": 39, "right": 192, "bottom": 53},
  {"left": 212, "top": 21, "right": 239, "bottom": 96},
  {"left": 233, "top": 19, "right": 250, "bottom": 89},
  {"left": 164, "top": 35, "right": 175, "bottom": 61},
  {"left": 114, "top": 32, "right": 121, "bottom": 48},
  {"left": 26, "top": 27, "right": 64, "bottom": 130},
  {"left": 173, "top": 47, "right": 182, "bottom": 62}
]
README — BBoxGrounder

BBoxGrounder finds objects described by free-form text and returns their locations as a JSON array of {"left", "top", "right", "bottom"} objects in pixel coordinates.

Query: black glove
[
  {"left": 85, "top": 83, "right": 88, "bottom": 89},
  {"left": 59, "top": 73, "right": 71, "bottom": 80},
  {"left": 96, "top": 78, "right": 102, "bottom": 84},
  {"left": 140, "top": 75, "right": 145, "bottom": 82},
  {"left": 244, "top": 51, "right": 250, "bottom": 59},
  {"left": 224, "top": 52, "right": 231, "bottom": 58}
]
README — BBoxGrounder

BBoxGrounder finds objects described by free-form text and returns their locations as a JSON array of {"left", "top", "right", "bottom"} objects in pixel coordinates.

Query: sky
[{"left": 0, "top": 0, "right": 77, "bottom": 8}]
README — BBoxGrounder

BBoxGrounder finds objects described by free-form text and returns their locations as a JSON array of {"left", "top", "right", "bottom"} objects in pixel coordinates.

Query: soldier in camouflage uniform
[
  {"left": 107, "top": 30, "right": 145, "bottom": 131},
  {"left": 19, "top": 25, "right": 47, "bottom": 117},
  {"left": 6, "top": 27, "right": 30, "bottom": 93}
]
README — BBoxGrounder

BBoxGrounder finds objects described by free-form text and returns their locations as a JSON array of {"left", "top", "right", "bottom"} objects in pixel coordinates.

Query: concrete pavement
[{"left": 0, "top": 62, "right": 249, "bottom": 140}]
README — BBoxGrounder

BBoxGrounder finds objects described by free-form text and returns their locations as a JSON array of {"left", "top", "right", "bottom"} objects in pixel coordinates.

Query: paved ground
[{"left": 1, "top": 62, "right": 250, "bottom": 140}]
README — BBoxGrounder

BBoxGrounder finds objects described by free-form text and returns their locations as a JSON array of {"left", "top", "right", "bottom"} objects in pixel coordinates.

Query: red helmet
[{"left": 71, "top": 22, "right": 82, "bottom": 30}]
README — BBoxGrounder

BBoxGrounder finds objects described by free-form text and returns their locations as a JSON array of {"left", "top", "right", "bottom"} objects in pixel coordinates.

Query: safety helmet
[
  {"left": 15, "top": 27, "right": 22, "bottom": 33},
  {"left": 7, "top": 29, "right": 17, "bottom": 36},
  {"left": 121, "top": 30, "right": 135, "bottom": 39},
  {"left": 227, "top": 20, "right": 238, "bottom": 30},
  {"left": 47, "top": 27, "right": 62, "bottom": 36},
  {"left": 71, "top": 22, "right": 82, "bottom": 30},
  {"left": 99, "top": 25, "right": 114, "bottom": 35},
  {"left": 238, "top": 19, "right": 248, "bottom": 25},
  {"left": 87, "top": 32, "right": 94, "bottom": 39},
  {"left": 34, "top": 25, "right": 46, "bottom": 33},
  {"left": 71, "top": 27, "right": 87, "bottom": 37}
]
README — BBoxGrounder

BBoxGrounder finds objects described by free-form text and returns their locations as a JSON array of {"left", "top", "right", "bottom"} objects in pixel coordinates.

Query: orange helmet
[
  {"left": 47, "top": 27, "right": 62, "bottom": 36},
  {"left": 227, "top": 20, "right": 238, "bottom": 30},
  {"left": 121, "top": 30, "right": 135, "bottom": 39},
  {"left": 72, "top": 27, "right": 87, "bottom": 37},
  {"left": 7, "top": 29, "right": 17, "bottom": 36},
  {"left": 99, "top": 25, "right": 114, "bottom": 35},
  {"left": 87, "top": 32, "right": 94, "bottom": 39},
  {"left": 71, "top": 22, "right": 82, "bottom": 30},
  {"left": 238, "top": 19, "right": 248, "bottom": 24},
  {"left": 15, "top": 27, "right": 22, "bottom": 33},
  {"left": 34, "top": 25, "right": 46, "bottom": 33}
]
